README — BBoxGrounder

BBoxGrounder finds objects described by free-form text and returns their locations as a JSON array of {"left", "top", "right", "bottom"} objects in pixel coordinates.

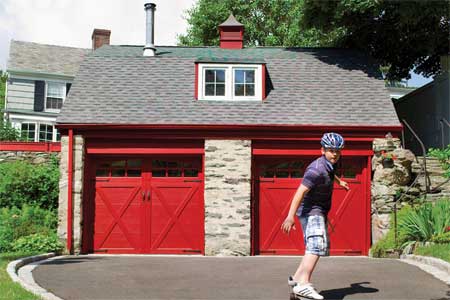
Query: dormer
[{"left": 219, "top": 14, "right": 244, "bottom": 49}]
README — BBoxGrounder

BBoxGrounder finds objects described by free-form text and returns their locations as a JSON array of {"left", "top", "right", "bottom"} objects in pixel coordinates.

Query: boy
[{"left": 281, "top": 132, "right": 349, "bottom": 300}]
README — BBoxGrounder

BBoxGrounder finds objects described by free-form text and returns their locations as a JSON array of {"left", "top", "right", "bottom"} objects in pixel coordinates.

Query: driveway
[{"left": 33, "top": 256, "right": 449, "bottom": 300}]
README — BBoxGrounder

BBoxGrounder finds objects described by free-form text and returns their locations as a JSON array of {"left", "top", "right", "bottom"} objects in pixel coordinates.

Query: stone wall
[
  {"left": 371, "top": 137, "right": 416, "bottom": 244},
  {"left": 56, "top": 135, "right": 85, "bottom": 254},
  {"left": 0, "top": 150, "right": 59, "bottom": 164},
  {"left": 204, "top": 140, "right": 252, "bottom": 256}
]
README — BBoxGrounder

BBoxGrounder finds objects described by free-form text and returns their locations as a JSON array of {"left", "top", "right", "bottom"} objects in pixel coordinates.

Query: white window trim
[
  {"left": 45, "top": 81, "right": 66, "bottom": 113},
  {"left": 198, "top": 63, "right": 262, "bottom": 101}
]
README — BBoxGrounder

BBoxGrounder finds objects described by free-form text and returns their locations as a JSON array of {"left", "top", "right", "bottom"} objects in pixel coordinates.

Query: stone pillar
[
  {"left": 204, "top": 140, "right": 251, "bottom": 256},
  {"left": 371, "top": 137, "right": 416, "bottom": 245},
  {"left": 57, "top": 135, "right": 85, "bottom": 254}
]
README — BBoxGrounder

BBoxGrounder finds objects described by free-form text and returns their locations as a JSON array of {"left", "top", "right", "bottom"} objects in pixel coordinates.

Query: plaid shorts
[{"left": 299, "top": 215, "right": 330, "bottom": 256}]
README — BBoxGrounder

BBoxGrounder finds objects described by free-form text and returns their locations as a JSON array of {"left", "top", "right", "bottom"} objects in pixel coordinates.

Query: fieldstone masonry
[
  {"left": 371, "top": 137, "right": 416, "bottom": 244},
  {"left": 0, "top": 151, "right": 59, "bottom": 164},
  {"left": 57, "top": 135, "right": 85, "bottom": 254},
  {"left": 204, "top": 140, "right": 252, "bottom": 256}
]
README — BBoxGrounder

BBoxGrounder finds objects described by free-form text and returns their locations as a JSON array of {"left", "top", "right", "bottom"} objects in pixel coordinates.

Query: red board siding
[{"left": 0, "top": 141, "right": 61, "bottom": 152}]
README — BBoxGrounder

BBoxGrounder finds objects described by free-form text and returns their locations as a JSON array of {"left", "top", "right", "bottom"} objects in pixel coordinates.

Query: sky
[
  {"left": 0, "top": 0, "right": 433, "bottom": 87},
  {"left": 0, "top": 0, "right": 197, "bottom": 69}
]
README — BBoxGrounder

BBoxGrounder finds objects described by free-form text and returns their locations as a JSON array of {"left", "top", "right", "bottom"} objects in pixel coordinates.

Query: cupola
[{"left": 219, "top": 14, "right": 244, "bottom": 49}]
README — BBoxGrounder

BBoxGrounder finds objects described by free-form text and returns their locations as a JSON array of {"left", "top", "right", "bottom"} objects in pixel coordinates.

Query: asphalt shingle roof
[
  {"left": 57, "top": 45, "right": 400, "bottom": 126},
  {"left": 8, "top": 40, "right": 90, "bottom": 77}
]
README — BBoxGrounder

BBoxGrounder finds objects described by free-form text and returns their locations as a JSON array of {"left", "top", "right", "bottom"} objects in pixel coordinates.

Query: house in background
[
  {"left": 4, "top": 29, "right": 110, "bottom": 142},
  {"left": 393, "top": 56, "right": 450, "bottom": 154},
  {"left": 56, "top": 5, "right": 402, "bottom": 257}
]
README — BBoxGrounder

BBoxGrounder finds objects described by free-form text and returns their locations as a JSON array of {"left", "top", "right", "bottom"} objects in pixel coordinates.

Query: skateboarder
[{"left": 281, "top": 132, "right": 349, "bottom": 300}]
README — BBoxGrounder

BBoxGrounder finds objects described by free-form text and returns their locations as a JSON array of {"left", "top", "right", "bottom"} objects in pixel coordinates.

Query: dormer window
[{"left": 197, "top": 63, "right": 263, "bottom": 101}]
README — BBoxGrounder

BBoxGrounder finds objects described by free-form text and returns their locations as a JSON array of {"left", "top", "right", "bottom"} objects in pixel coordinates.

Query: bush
[
  {"left": 12, "top": 233, "right": 63, "bottom": 253},
  {"left": 398, "top": 199, "right": 450, "bottom": 246},
  {"left": 0, "top": 205, "right": 58, "bottom": 252},
  {"left": 428, "top": 146, "right": 450, "bottom": 177},
  {"left": 0, "top": 156, "right": 59, "bottom": 209},
  {"left": 0, "top": 120, "right": 21, "bottom": 141},
  {"left": 430, "top": 231, "right": 450, "bottom": 244}
]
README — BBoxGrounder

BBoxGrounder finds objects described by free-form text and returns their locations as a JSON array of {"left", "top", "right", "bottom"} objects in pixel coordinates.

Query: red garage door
[
  {"left": 255, "top": 156, "right": 369, "bottom": 255},
  {"left": 92, "top": 157, "right": 204, "bottom": 254}
]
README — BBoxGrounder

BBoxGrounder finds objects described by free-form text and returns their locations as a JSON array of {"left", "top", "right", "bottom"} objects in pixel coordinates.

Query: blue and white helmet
[{"left": 320, "top": 132, "right": 344, "bottom": 150}]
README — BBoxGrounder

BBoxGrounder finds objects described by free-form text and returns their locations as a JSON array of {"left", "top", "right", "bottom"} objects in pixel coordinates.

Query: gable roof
[
  {"left": 7, "top": 40, "right": 90, "bottom": 77},
  {"left": 57, "top": 45, "right": 401, "bottom": 127}
]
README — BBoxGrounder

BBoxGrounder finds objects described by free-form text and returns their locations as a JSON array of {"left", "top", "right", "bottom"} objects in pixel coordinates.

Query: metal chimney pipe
[{"left": 143, "top": 3, "right": 156, "bottom": 56}]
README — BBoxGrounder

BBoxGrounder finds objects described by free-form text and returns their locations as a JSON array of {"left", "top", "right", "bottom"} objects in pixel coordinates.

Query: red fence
[{"left": 0, "top": 142, "right": 61, "bottom": 152}]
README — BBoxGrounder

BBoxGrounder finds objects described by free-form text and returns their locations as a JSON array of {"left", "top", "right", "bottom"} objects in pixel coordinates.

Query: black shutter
[
  {"left": 66, "top": 83, "right": 72, "bottom": 95},
  {"left": 34, "top": 81, "right": 45, "bottom": 111}
]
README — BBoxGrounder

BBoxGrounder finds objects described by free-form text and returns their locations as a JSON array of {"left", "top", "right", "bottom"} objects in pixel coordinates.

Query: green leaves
[
  {"left": 0, "top": 158, "right": 60, "bottom": 209},
  {"left": 178, "top": 0, "right": 341, "bottom": 48},
  {"left": 12, "top": 233, "right": 63, "bottom": 254}
]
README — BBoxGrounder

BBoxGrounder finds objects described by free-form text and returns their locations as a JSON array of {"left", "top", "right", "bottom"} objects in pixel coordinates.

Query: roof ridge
[{"left": 11, "top": 39, "right": 90, "bottom": 51}]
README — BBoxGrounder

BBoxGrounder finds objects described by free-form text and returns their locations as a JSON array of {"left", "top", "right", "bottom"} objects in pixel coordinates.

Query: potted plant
[{"left": 381, "top": 150, "right": 396, "bottom": 168}]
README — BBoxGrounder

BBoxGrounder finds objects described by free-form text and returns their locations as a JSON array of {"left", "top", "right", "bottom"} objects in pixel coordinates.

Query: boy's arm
[{"left": 281, "top": 184, "right": 310, "bottom": 234}]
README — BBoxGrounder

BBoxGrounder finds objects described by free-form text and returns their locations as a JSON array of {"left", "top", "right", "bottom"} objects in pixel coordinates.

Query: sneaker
[
  {"left": 292, "top": 283, "right": 324, "bottom": 300},
  {"left": 288, "top": 276, "right": 297, "bottom": 287}
]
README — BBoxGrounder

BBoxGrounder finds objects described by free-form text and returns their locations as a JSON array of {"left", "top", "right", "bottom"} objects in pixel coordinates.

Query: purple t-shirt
[{"left": 296, "top": 156, "right": 335, "bottom": 217}]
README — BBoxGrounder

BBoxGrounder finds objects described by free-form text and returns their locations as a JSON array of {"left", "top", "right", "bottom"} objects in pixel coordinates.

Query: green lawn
[
  {"left": 0, "top": 252, "right": 40, "bottom": 300},
  {"left": 414, "top": 243, "right": 450, "bottom": 263}
]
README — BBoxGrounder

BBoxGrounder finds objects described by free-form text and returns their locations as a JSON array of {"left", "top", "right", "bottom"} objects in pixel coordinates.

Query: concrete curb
[
  {"left": 400, "top": 254, "right": 450, "bottom": 285},
  {"left": 6, "top": 253, "right": 65, "bottom": 300}
]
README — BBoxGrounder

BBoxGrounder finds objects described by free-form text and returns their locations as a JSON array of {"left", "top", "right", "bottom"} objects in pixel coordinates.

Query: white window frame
[
  {"left": 45, "top": 81, "right": 66, "bottom": 113},
  {"left": 198, "top": 63, "right": 262, "bottom": 101},
  {"left": 20, "top": 122, "right": 37, "bottom": 142},
  {"left": 38, "top": 123, "right": 54, "bottom": 142}
]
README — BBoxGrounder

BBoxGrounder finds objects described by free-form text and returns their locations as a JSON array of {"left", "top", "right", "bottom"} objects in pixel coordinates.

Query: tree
[
  {"left": 0, "top": 70, "right": 20, "bottom": 141},
  {"left": 177, "top": 0, "right": 344, "bottom": 47},
  {"left": 0, "top": 70, "right": 7, "bottom": 111},
  {"left": 179, "top": 0, "right": 449, "bottom": 80},
  {"left": 301, "top": 0, "right": 449, "bottom": 80}
]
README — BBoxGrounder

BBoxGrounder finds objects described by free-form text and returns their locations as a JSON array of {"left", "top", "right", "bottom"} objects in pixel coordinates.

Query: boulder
[
  {"left": 373, "top": 164, "right": 410, "bottom": 186},
  {"left": 373, "top": 138, "right": 402, "bottom": 152}
]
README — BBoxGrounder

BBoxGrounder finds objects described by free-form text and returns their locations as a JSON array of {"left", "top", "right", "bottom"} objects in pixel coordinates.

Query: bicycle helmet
[{"left": 320, "top": 132, "right": 345, "bottom": 150}]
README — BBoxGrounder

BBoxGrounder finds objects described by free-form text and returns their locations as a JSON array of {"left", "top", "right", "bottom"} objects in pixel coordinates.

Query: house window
[
  {"left": 234, "top": 69, "right": 255, "bottom": 97},
  {"left": 46, "top": 82, "right": 65, "bottom": 111},
  {"left": 198, "top": 64, "right": 262, "bottom": 101},
  {"left": 205, "top": 69, "right": 226, "bottom": 96},
  {"left": 21, "top": 123, "right": 36, "bottom": 141},
  {"left": 39, "top": 124, "right": 53, "bottom": 142}
]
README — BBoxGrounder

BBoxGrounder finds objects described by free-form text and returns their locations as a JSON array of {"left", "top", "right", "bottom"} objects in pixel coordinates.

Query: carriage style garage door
[
  {"left": 90, "top": 156, "right": 204, "bottom": 254},
  {"left": 255, "top": 156, "right": 370, "bottom": 256}
]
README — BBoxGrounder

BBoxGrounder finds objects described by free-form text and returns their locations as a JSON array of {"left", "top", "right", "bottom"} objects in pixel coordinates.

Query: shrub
[
  {"left": 12, "top": 233, "right": 63, "bottom": 253},
  {"left": 428, "top": 146, "right": 450, "bottom": 177},
  {"left": 0, "top": 156, "right": 59, "bottom": 209},
  {"left": 0, "top": 120, "right": 21, "bottom": 141},
  {"left": 430, "top": 231, "right": 450, "bottom": 244},
  {"left": 0, "top": 205, "right": 58, "bottom": 252},
  {"left": 398, "top": 199, "right": 450, "bottom": 247}
]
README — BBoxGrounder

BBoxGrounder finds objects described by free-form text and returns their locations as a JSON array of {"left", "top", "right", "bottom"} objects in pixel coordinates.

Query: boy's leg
[{"left": 293, "top": 253, "right": 320, "bottom": 284}]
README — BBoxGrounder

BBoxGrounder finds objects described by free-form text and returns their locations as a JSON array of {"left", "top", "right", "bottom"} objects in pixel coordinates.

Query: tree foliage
[
  {"left": 177, "top": 0, "right": 345, "bottom": 47},
  {"left": 178, "top": 0, "right": 449, "bottom": 80},
  {"left": 301, "top": 0, "right": 449, "bottom": 80},
  {"left": 0, "top": 70, "right": 7, "bottom": 112}
]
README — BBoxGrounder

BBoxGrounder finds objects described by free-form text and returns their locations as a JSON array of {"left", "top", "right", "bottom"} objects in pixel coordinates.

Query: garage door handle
[
  {"left": 142, "top": 191, "right": 145, "bottom": 201},
  {"left": 147, "top": 190, "right": 151, "bottom": 201}
]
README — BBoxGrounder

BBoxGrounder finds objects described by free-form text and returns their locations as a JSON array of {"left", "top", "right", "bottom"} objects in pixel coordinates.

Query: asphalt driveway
[{"left": 33, "top": 256, "right": 449, "bottom": 300}]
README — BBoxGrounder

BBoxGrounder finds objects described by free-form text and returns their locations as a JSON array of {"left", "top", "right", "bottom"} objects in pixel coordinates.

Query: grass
[
  {"left": 0, "top": 252, "right": 40, "bottom": 300},
  {"left": 414, "top": 243, "right": 450, "bottom": 263}
]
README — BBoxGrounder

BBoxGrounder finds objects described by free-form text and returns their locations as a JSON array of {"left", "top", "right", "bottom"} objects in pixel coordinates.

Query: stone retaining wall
[
  {"left": 0, "top": 151, "right": 59, "bottom": 164},
  {"left": 204, "top": 140, "right": 252, "bottom": 256}
]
